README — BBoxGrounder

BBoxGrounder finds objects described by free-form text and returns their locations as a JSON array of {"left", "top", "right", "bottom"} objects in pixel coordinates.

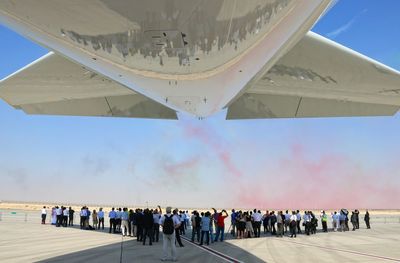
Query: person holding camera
[{"left": 214, "top": 209, "right": 228, "bottom": 242}]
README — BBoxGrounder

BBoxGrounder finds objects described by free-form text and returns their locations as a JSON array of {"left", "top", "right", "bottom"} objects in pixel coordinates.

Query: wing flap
[
  {"left": 21, "top": 97, "right": 111, "bottom": 116},
  {"left": 226, "top": 93, "right": 398, "bottom": 119},
  {"left": 298, "top": 97, "right": 398, "bottom": 118}
]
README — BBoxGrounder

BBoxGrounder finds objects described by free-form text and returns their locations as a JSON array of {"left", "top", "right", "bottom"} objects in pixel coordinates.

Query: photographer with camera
[{"left": 214, "top": 209, "right": 229, "bottom": 242}]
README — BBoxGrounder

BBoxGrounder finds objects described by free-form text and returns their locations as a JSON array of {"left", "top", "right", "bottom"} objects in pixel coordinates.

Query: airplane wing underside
[
  {"left": 0, "top": 0, "right": 333, "bottom": 118},
  {"left": 227, "top": 32, "right": 400, "bottom": 119},
  {"left": 0, "top": 53, "right": 177, "bottom": 119}
]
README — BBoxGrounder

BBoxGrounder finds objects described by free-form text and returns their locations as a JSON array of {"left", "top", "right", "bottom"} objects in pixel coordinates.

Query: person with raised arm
[{"left": 214, "top": 209, "right": 228, "bottom": 242}]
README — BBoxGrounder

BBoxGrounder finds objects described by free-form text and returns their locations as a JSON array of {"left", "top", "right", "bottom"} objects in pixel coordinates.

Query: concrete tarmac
[{"left": 0, "top": 217, "right": 400, "bottom": 262}]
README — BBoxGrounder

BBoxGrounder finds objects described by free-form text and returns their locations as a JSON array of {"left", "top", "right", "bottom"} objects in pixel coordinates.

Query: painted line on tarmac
[
  {"left": 180, "top": 236, "right": 245, "bottom": 263},
  {"left": 278, "top": 238, "right": 400, "bottom": 262}
]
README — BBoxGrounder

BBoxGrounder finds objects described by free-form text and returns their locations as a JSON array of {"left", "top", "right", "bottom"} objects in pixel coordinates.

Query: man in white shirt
[
  {"left": 80, "top": 207, "right": 86, "bottom": 229},
  {"left": 252, "top": 209, "right": 262, "bottom": 237},
  {"left": 185, "top": 211, "right": 190, "bottom": 228},
  {"left": 296, "top": 210, "right": 302, "bottom": 234},
  {"left": 41, "top": 206, "right": 47, "bottom": 224},
  {"left": 284, "top": 210, "right": 290, "bottom": 234},
  {"left": 62, "top": 207, "right": 69, "bottom": 227},
  {"left": 179, "top": 211, "right": 186, "bottom": 235},
  {"left": 173, "top": 209, "right": 184, "bottom": 247},
  {"left": 153, "top": 206, "right": 162, "bottom": 242},
  {"left": 160, "top": 207, "right": 180, "bottom": 262},
  {"left": 55, "top": 206, "right": 62, "bottom": 227}
]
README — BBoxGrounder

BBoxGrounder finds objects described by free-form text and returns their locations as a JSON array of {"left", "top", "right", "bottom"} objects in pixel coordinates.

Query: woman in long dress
[{"left": 51, "top": 207, "right": 57, "bottom": 225}]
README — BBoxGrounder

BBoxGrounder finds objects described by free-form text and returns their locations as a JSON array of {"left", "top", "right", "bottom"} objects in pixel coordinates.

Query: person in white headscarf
[{"left": 51, "top": 207, "right": 57, "bottom": 225}]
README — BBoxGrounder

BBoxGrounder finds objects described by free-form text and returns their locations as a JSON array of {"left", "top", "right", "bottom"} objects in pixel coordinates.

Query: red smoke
[
  {"left": 177, "top": 120, "right": 400, "bottom": 210},
  {"left": 233, "top": 143, "right": 400, "bottom": 210},
  {"left": 183, "top": 121, "right": 242, "bottom": 178}
]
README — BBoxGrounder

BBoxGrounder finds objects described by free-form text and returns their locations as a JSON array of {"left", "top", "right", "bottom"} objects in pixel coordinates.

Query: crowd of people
[
  {"left": 41, "top": 205, "right": 75, "bottom": 227},
  {"left": 40, "top": 205, "right": 371, "bottom": 261},
  {"left": 229, "top": 209, "right": 370, "bottom": 239}
]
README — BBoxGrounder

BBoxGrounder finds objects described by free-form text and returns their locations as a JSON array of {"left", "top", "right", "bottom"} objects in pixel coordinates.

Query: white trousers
[
  {"left": 121, "top": 220, "right": 129, "bottom": 236},
  {"left": 332, "top": 221, "right": 337, "bottom": 231},
  {"left": 162, "top": 233, "right": 177, "bottom": 261}
]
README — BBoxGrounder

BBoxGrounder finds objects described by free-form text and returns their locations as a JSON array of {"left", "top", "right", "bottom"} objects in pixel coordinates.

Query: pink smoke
[
  {"left": 163, "top": 158, "right": 199, "bottom": 177},
  {"left": 231, "top": 143, "right": 400, "bottom": 210},
  {"left": 183, "top": 121, "right": 242, "bottom": 178},
  {"left": 176, "top": 120, "right": 400, "bottom": 210}
]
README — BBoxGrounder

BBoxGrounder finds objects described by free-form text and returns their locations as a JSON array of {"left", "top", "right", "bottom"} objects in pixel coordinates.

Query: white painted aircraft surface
[{"left": 0, "top": 0, "right": 399, "bottom": 120}]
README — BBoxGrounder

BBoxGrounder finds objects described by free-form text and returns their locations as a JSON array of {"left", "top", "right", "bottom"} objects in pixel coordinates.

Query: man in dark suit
[{"left": 364, "top": 210, "right": 371, "bottom": 229}]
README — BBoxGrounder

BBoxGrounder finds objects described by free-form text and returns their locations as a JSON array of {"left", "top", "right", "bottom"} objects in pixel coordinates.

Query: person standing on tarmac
[
  {"left": 270, "top": 211, "right": 277, "bottom": 235},
  {"left": 68, "top": 207, "right": 75, "bottom": 226},
  {"left": 108, "top": 207, "right": 117, "bottom": 233},
  {"left": 252, "top": 209, "right": 262, "bottom": 238},
  {"left": 289, "top": 211, "right": 297, "bottom": 238},
  {"left": 191, "top": 211, "right": 201, "bottom": 243},
  {"left": 351, "top": 211, "right": 357, "bottom": 231},
  {"left": 332, "top": 211, "right": 339, "bottom": 232},
  {"left": 153, "top": 206, "right": 162, "bottom": 242},
  {"left": 173, "top": 209, "right": 184, "bottom": 247},
  {"left": 276, "top": 211, "right": 283, "bottom": 237},
  {"left": 136, "top": 209, "right": 144, "bottom": 241},
  {"left": 355, "top": 209, "right": 360, "bottom": 229},
  {"left": 214, "top": 210, "right": 229, "bottom": 242},
  {"left": 310, "top": 211, "right": 317, "bottom": 234},
  {"left": 321, "top": 211, "right": 328, "bottom": 232},
  {"left": 121, "top": 208, "right": 129, "bottom": 237},
  {"left": 231, "top": 209, "right": 237, "bottom": 236},
  {"left": 142, "top": 208, "right": 154, "bottom": 245},
  {"left": 284, "top": 210, "right": 290, "bottom": 234},
  {"left": 364, "top": 210, "right": 371, "bottom": 229},
  {"left": 41, "top": 206, "right": 47, "bottom": 224},
  {"left": 296, "top": 210, "right": 302, "bottom": 234},
  {"left": 160, "top": 206, "right": 180, "bottom": 262}
]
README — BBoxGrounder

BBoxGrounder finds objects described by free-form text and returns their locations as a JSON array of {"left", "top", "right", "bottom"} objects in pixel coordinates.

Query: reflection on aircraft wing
[
  {"left": 0, "top": 53, "right": 177, "bottom": 119},
  {"left": 227, "top": 32, "right": 400, "bottom": 119}
]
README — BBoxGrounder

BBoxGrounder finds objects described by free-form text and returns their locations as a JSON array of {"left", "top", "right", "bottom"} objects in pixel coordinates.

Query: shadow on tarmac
[{"left": 38, "top": 225, "right": 265, "bottom": 263}]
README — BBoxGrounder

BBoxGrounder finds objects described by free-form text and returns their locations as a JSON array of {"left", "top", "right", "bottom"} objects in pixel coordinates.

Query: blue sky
[{"left": 0, "top": 1, "right": 399, "bottom": 209}]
